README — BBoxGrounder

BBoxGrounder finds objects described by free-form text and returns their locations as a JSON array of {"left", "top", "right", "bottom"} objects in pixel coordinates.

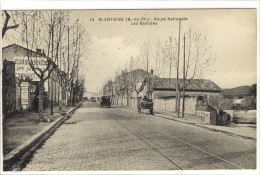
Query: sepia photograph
[{"left": 1, "top": 1, "right": 259, "bottom": 173}]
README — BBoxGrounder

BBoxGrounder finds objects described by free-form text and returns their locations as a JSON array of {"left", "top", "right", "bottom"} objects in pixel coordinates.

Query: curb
[
  {"left": 155, "top": 113, "right": 256, "bottom": 141},
  {"left": 123, "top": 106, "right": 256, "bottom": 141},
  {"left": 3, "top": 101, "right": 83, "bottom": 171},
  {"left": 195, "top": 124, "right": 256, "bottom": 141}
]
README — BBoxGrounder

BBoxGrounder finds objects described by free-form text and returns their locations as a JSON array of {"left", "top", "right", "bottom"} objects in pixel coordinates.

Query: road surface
[{"left": 23, "top": 102, "right": 256, "bottom": 171}]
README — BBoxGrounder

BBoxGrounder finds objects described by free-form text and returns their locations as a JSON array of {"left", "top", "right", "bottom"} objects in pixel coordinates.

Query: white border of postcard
[{"left": 1, "top": 1, "right": 259, "bottom": 175}]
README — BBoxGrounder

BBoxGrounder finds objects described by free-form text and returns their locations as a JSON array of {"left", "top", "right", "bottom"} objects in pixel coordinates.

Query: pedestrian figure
[{"left": 33, "top": 95, "right": 39, "bottom": 112}]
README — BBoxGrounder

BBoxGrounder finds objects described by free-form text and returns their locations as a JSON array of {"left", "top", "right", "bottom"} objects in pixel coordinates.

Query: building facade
[
  {"left": 2, "top": 44, "right": 55, "bottom": 111},
  {"left": 153, "top": 78, "right": 222, "bottom": 114},
  {"left": 105, "top": 69, "right": 222, "bottom": 116}
]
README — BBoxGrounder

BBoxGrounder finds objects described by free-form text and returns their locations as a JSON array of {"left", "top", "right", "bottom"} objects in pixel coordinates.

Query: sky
[{"left": 3, "top": 9, "right": 257, "bottom": 93}]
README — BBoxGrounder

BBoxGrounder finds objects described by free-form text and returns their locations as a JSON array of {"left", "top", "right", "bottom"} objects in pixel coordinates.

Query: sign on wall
[{"left": 14, "top": 56, "right": 48, "bottom": 81}]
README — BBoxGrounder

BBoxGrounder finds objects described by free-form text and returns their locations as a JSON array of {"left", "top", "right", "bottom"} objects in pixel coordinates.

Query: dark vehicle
[
  {"left": 137, "top": 96, "right": 154, "bottom": 115},
  {"left": 90, "top": 97, "right": 96, "bottom": 102},
  {"left": 100, "top": 96, "right": 111, "bottom": 108}
]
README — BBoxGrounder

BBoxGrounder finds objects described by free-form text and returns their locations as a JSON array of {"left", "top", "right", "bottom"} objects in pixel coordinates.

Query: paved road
[{"left": 23, "top": 102, "right": 256, "bottom": 171}]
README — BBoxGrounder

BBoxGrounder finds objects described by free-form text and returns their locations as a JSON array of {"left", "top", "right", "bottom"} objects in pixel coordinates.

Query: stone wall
[
  {"left": 179, "top": 97, "right": 197, "bottom": 114},
  {"left": 154, "top": 96, "right": 197, "bottom": 114},
  {"left": 16, "top": 83, "right": 21, "bottom": 111},
  {"left": 233, "top": 113, "right": 256, "bottom": 124},
  {"left": 154, "top": 98, "right": 176, "bottom": 112},
  {"left": 2, "top": 60, "right": 16, "bottom": 117}
]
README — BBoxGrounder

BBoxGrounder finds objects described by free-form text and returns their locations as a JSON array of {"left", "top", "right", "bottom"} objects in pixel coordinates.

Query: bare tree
[
  {"left": 51, "top": 12, "right": 70, "bottom": 110},
  {"left": 161, "top": 37, "right": 178, "bottom": 81},
  {"left": 2, "top": 10, "right": 19, "bottom": 38},
  {"left": 76, "top": 77, "right": 86, "bottom": 101},
  {"left": 180, "top": 29, "right": 217, "bottom": 117},
  {"left": 139, "top": 40, "right": 152, "bottom": 72},
  {"left": 154, "top": 40, "right": 167, "bottom": 77},
  {"left": 57, "top": 20, "right": 87, "bottom": 107},
  {"left": 20, "top": 11, "right": 67, "bottom": 120}
]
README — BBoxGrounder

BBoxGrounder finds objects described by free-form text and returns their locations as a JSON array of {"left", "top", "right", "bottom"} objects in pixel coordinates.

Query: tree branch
[{"left": 2, "top": 10, "right": 19, "bottom": 38}]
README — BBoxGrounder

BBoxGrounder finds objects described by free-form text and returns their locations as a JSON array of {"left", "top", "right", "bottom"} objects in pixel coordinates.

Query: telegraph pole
[
  {"left": 76, "top": 34, "right": 80, "bottom": 103},
  {"left": 58, "top": 37, "right": 62, "bottom": 111},
  {"left": 182, "top": 34, "right": 186, "bottom": 118},
  {"left": 50, "top": 11, "right": 54, "bottom": 115},
  {"left": 176, "top": 19, "right": 181, "bottom": 117},
  {"left": 66, "top": 26, "right": 70, "bottom": 106}
]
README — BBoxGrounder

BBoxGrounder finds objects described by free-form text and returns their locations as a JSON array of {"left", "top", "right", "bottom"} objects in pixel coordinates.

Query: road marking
[
  {"left": 100, "top": 109, "right": 182, "bottom": 170},
  {"left": 154, "top": 129, "right": 244, "bottom": 169},
  {"left": 105, "top": 108, "right": 244, "bottom": 169}
]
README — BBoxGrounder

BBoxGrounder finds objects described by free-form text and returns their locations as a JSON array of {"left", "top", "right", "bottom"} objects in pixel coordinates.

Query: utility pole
[
  {"left": 182, "top": 34, "right": 186, "bottom": 118},
  {"left": 50, "top": 11, "right": 54, "bottom": 115},
  {"left": 66, "top": 26, "right": 70, "bottom": 106},
  {"left": 169, "top": 37, "right": 172, "bottom": 82},
  {"left": 76, "top": 36, "right": 80, "bottom": 103},
  {"left": 76, "top": 23, "right": 80, "bottom": 103},
  {"left": 58, "top": 38, "right": 62, "bottom": 111},
  {"left": 176, "top": 19, "right": 181, "bottom": 117}
]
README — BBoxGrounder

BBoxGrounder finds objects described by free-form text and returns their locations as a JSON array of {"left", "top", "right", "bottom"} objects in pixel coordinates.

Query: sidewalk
[
  {"left": 124, "top": 106, "right": 256, "bottom": 141},
  {"left": 3, "top": 105, "right": 74, "bottom": 155},
  {"left": 156, "top": 110, "right": 256, "bottom": 140}
]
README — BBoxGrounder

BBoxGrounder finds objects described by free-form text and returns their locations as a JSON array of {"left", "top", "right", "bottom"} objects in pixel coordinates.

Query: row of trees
[
  {"left": 104, "top": 20, "right": 216, "bottom": 117},
  {"left": 2, "top": 11, "right": 88, "bottom": 119}
]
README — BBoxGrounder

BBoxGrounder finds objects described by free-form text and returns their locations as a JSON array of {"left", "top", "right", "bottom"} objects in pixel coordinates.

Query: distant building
[
  {"left": 153, "top": 78, "right": 222, "bottom": 114},
  {"left": 111, "top": 69, "right": 157, "bottom": 106},
  {"left": 106, "top": 68, "right": 222, "bottom": 115}
]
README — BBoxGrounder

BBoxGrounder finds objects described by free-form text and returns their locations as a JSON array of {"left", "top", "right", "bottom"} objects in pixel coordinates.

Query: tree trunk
[
  {"left": 136, "top": 92, "right": 139, "bottom": 109},
  {"left": 177, "top": 90, "right": 181, "bottom": 117},
  {"left": 39, "top": 79, "right": 44, "bottom": 121},
  {"left": 58, "top": 85, "right": 62, "bottom": 111},
  {"left": 74, "top": 90, "right": 77, "bottom": 104},
  {"left": 182, "top": 91, "right": 185, "bottom": 118},
  {"left": 65, "top": 88, "right": 69, "bottom": 107},
  {"left": 70, "top": 86, "right": 74, "bottom": 106}
]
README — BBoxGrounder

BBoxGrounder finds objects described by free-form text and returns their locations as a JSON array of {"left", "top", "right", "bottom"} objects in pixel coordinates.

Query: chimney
[{"left": 151, "top": 69, "right": 154, "bottom": 74}]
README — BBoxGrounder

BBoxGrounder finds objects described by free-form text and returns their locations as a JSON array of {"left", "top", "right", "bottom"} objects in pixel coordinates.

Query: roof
[
  {"left": 154, "top": 78, "right": 221, "bottom": 92},
  {"left": 117, "top": 69, "right": 157, "bottom": 78},
  {"left": 2, "top": 43, "right": 50, "bottom": 59},
  {"left": 130, "top": 69, "right": 155, "bottom": 75}
]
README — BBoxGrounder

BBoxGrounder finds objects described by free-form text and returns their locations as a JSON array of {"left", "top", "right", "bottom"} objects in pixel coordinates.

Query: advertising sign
[{"left": 14, "top": 56, "right": 48, "bottom": 81}]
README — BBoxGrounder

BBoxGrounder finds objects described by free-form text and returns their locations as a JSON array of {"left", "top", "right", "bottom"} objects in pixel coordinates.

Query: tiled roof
[
  {"left": 3, "top": 43, "right": 50, "bottom": 59},
  {"left": 117, "top": 69, "right": 157, "bottom": 78},
  {"left": 154, "top": 78, "right": 221, "bottom": 92}
]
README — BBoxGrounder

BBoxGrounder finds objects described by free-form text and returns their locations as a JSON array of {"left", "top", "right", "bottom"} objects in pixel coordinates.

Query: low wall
[
  {"left": 154, "top": 97, "right": 196, "bottom": 114},
  {"left": 233, "top": 113, "right": 256, "bottom": 124},
  {"left": 154, "top": 98, "right": 176, "bottom": 112}
]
